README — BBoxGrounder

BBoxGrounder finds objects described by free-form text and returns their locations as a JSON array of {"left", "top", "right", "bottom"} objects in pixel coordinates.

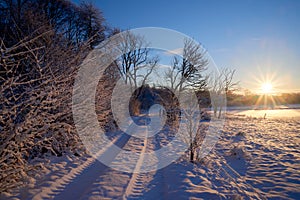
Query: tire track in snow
[
  {"left": 123, "top": 121, "right": 169, "bottom": 200},
  {"left": 123, "top": 126, "right": 148, "bottom": 199},
  {"left": 32, "top": 116, "right": 166, "bottom": 199},
  {"left": 31, "top": 133, "right": 130, "bottom": 200}
]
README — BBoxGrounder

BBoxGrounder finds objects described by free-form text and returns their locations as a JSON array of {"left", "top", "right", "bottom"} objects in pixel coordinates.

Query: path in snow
[
  {"left": 30, "top": 132, "right": 130, "bottom": 200},
  {"left": 30, "top": 114, "right": 167, "bottom": 200},
  {"left": 52, "top": 133, "right": 131, "bottom": 200},
  {"left": 123, "top": 126, "right": 148, "bottom": 199}
]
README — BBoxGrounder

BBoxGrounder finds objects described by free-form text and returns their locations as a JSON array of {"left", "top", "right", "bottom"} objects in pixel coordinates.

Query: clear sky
[{"left": 74, "top": 0, "right": 300, "bottom": 93}]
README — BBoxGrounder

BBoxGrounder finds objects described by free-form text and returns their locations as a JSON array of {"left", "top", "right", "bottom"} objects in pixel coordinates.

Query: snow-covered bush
[
  {"left": 0, "top": 0, "right": 109, "bottom": 192},
  {"left": 0, "top": 37, "right": 85, "bottom": 192}
]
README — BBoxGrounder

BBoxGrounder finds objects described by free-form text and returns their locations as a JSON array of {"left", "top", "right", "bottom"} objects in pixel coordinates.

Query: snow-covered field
[
  {"left": 227, "top": 107, "right": 300, "bottom": 120},
  {"left": 2, "top": 111, "right": 300, "bottom": 199}
]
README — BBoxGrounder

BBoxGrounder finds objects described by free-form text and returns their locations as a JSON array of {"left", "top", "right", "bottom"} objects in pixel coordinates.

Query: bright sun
[{"left": 261, "top": 82, "right": 273, "bottom": 94}]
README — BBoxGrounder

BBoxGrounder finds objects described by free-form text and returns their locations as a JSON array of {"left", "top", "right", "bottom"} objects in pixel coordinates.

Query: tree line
[{"left": 227, "top": 92, "right": 300, "bottom": 106}]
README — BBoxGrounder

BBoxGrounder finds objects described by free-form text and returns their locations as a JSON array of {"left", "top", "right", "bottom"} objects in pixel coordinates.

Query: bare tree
[
  {"left": 222, "top": 68, "right": 239, "bottom": 95},
  {"left": 163, "top": 38, "right": 209, "bottom": 162},
  {"left": 78, "top": 1, "right": 105, "bottom": 48},
  {"left": 164, "top": 38, "right": 208, "bottom": 123},
  {"left": 165, "top": 38, "right": 208, "bottom": 93},
  {"left": 0, "top": 0, "right": 106, "bottom": 50},
  {"left": 117, "top": 31, "right": 159, "bottom": 90},
  {"left": 209, "top": 67, "right": 239, "bottom": 118},
  {"left": 179, "top": 93, "right": 205, "bottom": 162}
]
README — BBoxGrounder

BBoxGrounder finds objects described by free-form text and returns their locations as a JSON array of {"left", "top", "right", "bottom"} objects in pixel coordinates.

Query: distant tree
[
  {"left": 209, "top": 67, "right": 239, "bottom": 118},
  {"left": 222, "top": 68, "right": 239, "bottom": 95},
  {"left": 0, "top": 0, "right": 106, "bottom": 48},
  {"left": 165, "top": 38, "right": 208, "bottom": 93},
  {"left": 113, "top": 31, "right": 159, "bottom": 115},
  {"left": 0, "top": 0, "right": 106, "bottom": 81},
  {"left": 78, "top": 1, "right": 105, "bottom": 48},
  {"left": 117, "top": 31, "right": 159, "bottom": 90}
]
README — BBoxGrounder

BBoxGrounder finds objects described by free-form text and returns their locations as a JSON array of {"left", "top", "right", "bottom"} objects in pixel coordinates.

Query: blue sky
[{"left": 74, "top": 0, "right": 300, "bottom": 93}]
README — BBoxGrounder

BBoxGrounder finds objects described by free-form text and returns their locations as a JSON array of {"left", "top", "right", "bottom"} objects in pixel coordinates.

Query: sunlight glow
[
  {"left": 253, "top": 73, "right": 280, "bottom": 109},
  {"left": 261, "top": 82, "right": 273, "bottom": 94}
]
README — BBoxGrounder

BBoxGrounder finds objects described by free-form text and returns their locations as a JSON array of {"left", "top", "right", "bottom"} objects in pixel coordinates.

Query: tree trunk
[
  {"left": 190, "top": 143, "right": 194, "bottom": 163},
  {"left": 218, "top": 106, "right": 222, "bottom": 119}
]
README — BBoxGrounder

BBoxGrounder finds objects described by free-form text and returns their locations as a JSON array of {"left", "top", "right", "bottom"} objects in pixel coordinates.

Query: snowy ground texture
[{"left": 2, "top": 113, "right": 300, "bottom": 200}]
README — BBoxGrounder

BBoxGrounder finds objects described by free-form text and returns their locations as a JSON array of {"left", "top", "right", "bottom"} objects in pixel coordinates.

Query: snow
[
  {"left": 227, "top": 104, "right": 300, "bottom": 119},
  {"left": 232, "top": 108, "right": 300, "bottom": 119},
  {"left": 3, "top": 110, "right": 300, "bottom": 199}
]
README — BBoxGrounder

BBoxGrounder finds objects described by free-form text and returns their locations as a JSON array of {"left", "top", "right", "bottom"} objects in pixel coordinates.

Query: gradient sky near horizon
[{"left": 74, "top": 0, "right": 300, "bottom": 93}]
